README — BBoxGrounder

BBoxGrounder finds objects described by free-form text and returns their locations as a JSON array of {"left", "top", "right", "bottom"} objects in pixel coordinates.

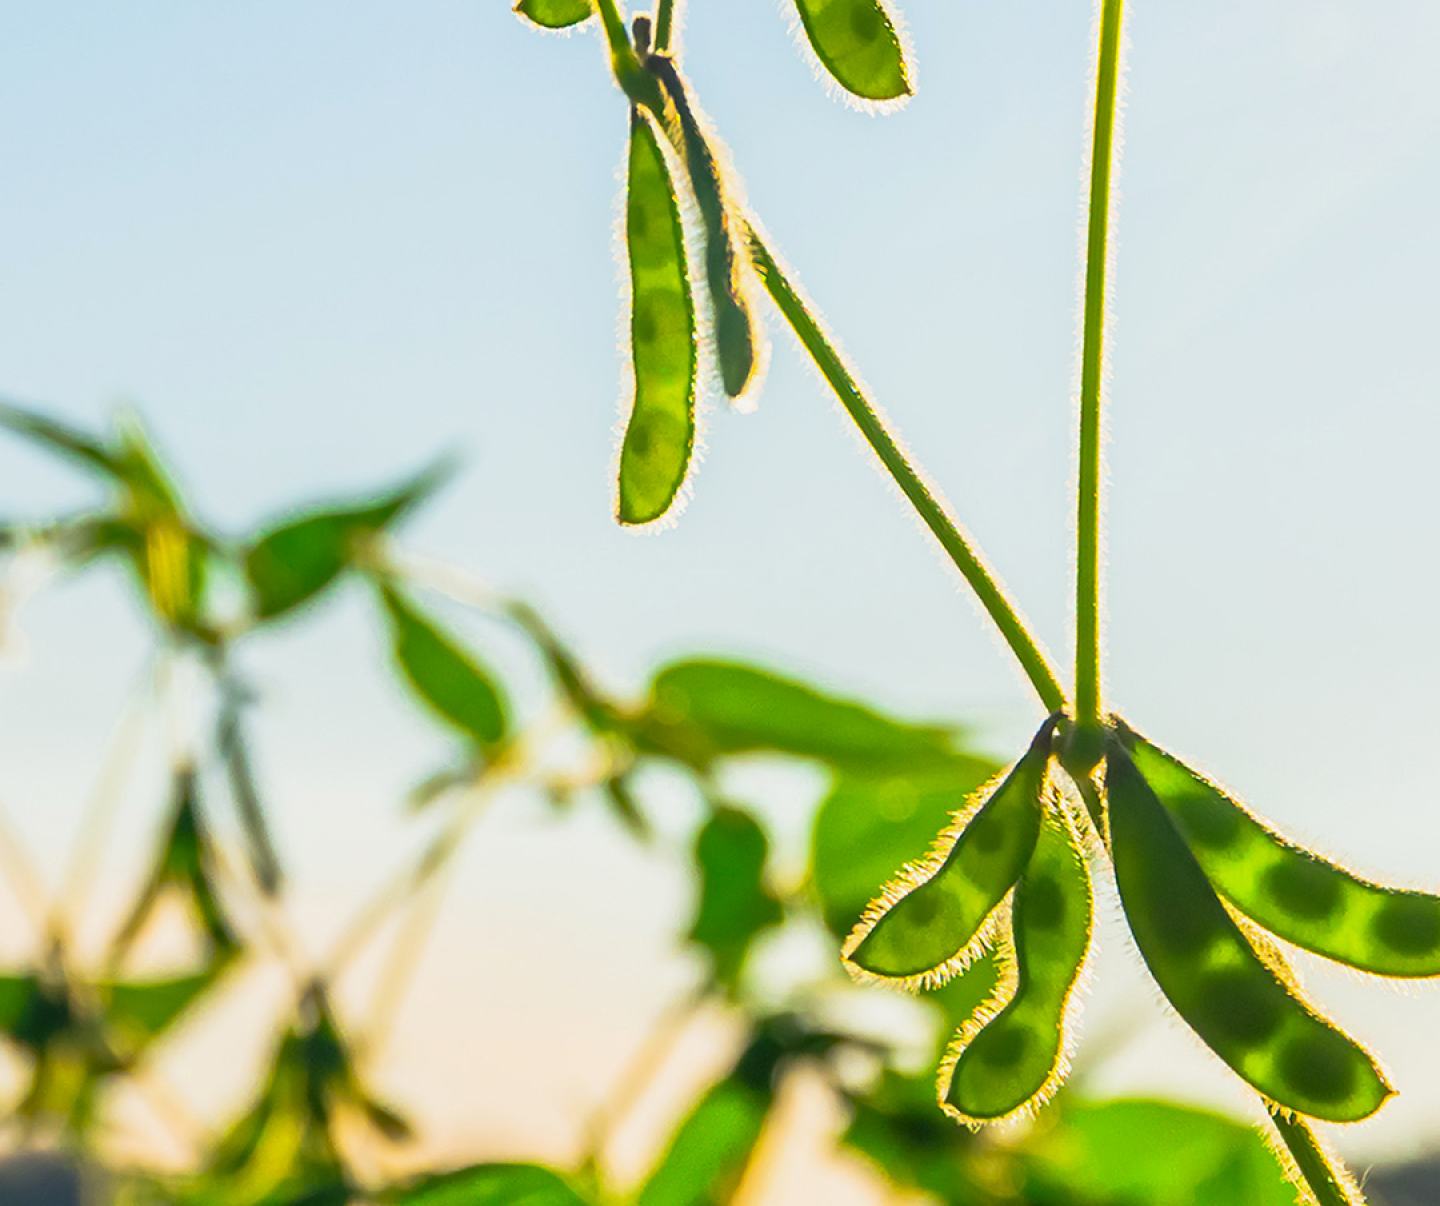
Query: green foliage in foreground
[{"left": 1, "top": 402, "right": 1304, "bottom": 1204}]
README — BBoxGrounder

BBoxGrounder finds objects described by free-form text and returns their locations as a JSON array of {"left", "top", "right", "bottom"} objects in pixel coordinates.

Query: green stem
[
  {"left": 1075, "top": 0, "right": 1124, "bottom": 727},
  {"left": 1268, "top": 1109, "right": 1362, "bottom": 1206},
  {"left": 747, "top": 233, "right": 1067, "bottom": 715},
  {"left": 593, "top": 0, "right": 666, "bottom": 111},
  {"left": 653, "top": 0, "right": 679, "bottom": 53}
]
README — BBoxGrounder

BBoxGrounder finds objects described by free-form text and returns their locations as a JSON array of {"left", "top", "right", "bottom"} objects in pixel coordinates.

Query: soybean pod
[
  {"left": 643, "top": 52, "right": 762, "bottom": 402},
  {"left": 940, "top": 806, "right": 1093, "bottom": 1124},
  {"left": 1119, "top": 725, "right": 1440, "bottom": 978},
  {"left": 844, "top": 721, "right": 1053, "bottom": 988},
  {"left": 618, "top": 109, "right": 698, "bottom": 526},
  {"left": 1106, "top": 746, "right": 1391, "bottom": 1123}
]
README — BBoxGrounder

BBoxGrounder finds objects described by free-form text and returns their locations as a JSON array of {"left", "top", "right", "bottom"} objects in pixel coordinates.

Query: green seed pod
[
  {"left": 1118, "top": 726, "right": 1440, "bottom": 979},
  {"left": 940, "top": 806, "right": 1093, "bottom": 1125},
  {"left": 513, "top": 0, "right": 592, "bottom": 31},
  {"left": 790, "top": 0, "right": 912, "bottom": 105},
  {"left": 618, "top": 110, "right": 698, "bottom": 526},
  {"left": 1106, "top": 747, "right": 1393, "bottom": 1123},
  {"left": 644, "top": 54, "right": 763, "bottom": 403},
  {"left": 843, "top": 724, "right": 1053, "bottom": 989}
]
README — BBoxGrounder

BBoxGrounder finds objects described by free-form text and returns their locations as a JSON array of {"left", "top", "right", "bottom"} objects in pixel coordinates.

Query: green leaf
[
  {"left": 845, "top": 729, "right": 1052, "bottom": 985},
  {"left": 644, "top": 658, "right": 964, "bottom": 772},
  {"left": 687, "top": 806, "right": 783, "bottom": 991},
  {"left": 513, "top": 0, "right": 593, "bottom": 32},
  {"left": 386, "top": 1163, "right": 589, "bottom": 1205},
  {"left": 942, "top": 808, "right": 1093, "bottom": 1123},
  {"left": 643, "top": 56, "right": 761, "bottom": 401},
  {"left": 1105, "top": 747, "right": 1391, "bottom": 1123},
  {"left": 245, "top": 462, "right": 450, "bottom": 622},
  {"left": 112, "top": 768, "right": 238, "bottom": 962},
  {"left": 791, "top": 0, "right": 912, "bottom": 103},
  {"left": 1022, "top": 1098, "right": 1297, "bottom": 1206},
  {"left": 619, "top": 110, "right": 698, "bottom": 526},
  {"left": 1120, "top": 724, "right": 1440, "bottom": 977},
  {"left": 379, "top": 585, "right": 510, "bottom": 750},
  {"left": 811, "top": 758, "right": 998, "bottom": 938},
  {"left": 636, "top": 1077, "right": 768, "bottom": 1206},
  {"left": 0, "top": 400, "right": 125, "bottom": 478},
  {"left": 506, "top": 602, "right": 623, "bottom": 737},
  {"left": 103, "top": 966, "right": 226, "bottom": 1056}
]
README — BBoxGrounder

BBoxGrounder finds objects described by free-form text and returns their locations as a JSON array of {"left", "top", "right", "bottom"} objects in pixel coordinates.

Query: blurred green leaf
[
  {"left": 842, "top": 1067, "right": 996, "bottom": 1205},
  {"left": 791, "top": 0, "right": 912, "bottom": 103},
  {"left": 642, "top": 659, "right": 966, "bottom": 773},
  {"left": 1021, "top": 1098, "right": 1297, "bottom": 1205},
  {"left": 507, "top": 602, "right": 623, "bottom": 737},
  {"left": 636, "top": 1076, "right": 768, "bottom": 1206},
  {"left": 687, "top": 806, "right": 783, "bottom": 991},
  {"left": 0, "top": 400, "right": 125, "bottom": 477},
  {"left": 112, "top": 768, "right": 238, "bottom": 962},
  {"left": 102, "top": 965, "right": 225, "bottom": 1057},
  {"left": 244, "top": 462, "right": 449, "bottom": 622},
  {"left": 513, "top": 0, "right": 593, "bottom": 31},
  {"left": 811, "top": 759, "right": 997, "bottom": 937},
  {"left": 379, "top": 585, "right": 510, "bottom": 750},
  {"left": 386, "top": 1162, "right": 590, "bottom": 1205}
]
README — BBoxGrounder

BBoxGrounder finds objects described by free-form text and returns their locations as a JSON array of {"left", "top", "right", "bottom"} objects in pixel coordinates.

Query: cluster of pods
[
  {"left": 516, "top": 0, "right": 913, "bottom": 525},
  {"left": 844, "top": 717, "right": 1440, "bottom": 1128}
]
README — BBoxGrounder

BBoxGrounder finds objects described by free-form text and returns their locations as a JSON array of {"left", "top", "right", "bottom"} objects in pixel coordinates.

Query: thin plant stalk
[
  {"left": 1269, "top": 1109, "right": 1361, "bottom": 1206},
  {"left": 1074, "top": 0, "right": 1124, "bottom": 728},
  {"left": 747, "top": 233, "right": 1068, "bottom": 715},
  {"left": 653, "top": 0, "right": 679, "bottom": 54}
]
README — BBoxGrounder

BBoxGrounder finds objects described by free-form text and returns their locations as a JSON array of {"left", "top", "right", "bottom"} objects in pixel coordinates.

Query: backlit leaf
[
  {"left": 644, "top": 658, "right": 964, "bottom": 773},
  {"left": 513, "top": 0, "right": 593, "bottom": 32},
  {"left": 379, "top": 586, "right": 510, "bottom": 750},
  {"left": 245, "top": 462, "right": 449, "bottom": 622},
  {"left": 687, "top": 806, "right": 783, "bottom": 991},
  {"left": 791, "top": 0, "right": 912, "bottom": 103}
]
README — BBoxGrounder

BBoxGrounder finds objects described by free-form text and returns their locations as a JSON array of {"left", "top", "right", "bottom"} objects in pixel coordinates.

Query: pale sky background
[{"left": 3, "top": 0, "right": 1440, "bottom": 1195}]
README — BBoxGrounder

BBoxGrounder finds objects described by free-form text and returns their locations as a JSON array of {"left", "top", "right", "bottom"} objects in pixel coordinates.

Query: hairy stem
[
  {"left": 1075, "top": 0, "right": 1124, "bottom": 727},
  {"left": 1269, "top": 1109, "right": 1363, "bottom": 1206},
  {"left": 747, "top": 234, "right": 1068, "bottom": 715},
  {"left": 653, "top": 0, "right": 679, "bottom": 53}
]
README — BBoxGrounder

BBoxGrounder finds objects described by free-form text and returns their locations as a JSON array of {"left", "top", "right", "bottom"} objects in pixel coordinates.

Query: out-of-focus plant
[
  {"left": 1, "top": 403, "right": 1303, "bottom": 1203},
  {"left": 516, "top": 1, "right": 1439, "bottom": 1202}
]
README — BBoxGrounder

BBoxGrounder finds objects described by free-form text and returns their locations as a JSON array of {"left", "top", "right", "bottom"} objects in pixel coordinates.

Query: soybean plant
[{"left": 517, "top": 1, "right": 1436, "bottom": 1201}]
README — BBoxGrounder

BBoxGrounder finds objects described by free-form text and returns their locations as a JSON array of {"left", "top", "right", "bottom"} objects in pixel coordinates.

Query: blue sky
[{"left": 3, "top": 0, "right": 1440, "bottom": 1177}]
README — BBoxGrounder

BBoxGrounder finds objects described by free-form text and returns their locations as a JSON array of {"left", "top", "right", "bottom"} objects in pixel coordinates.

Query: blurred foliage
[{"left": 0, "top": 401, "right": 1304, "bottom": 1202}]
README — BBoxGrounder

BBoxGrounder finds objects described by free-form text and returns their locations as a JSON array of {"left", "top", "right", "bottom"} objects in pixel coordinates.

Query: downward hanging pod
[
  {"left": 940, "top": 806, "right": 1093, "bottom": 1124},
  {"left": 844, "top": 722, "right": 1054, "bottom": 988},
  {"left": 618, "top": 109, "right": 698, "bottom": 526},
  {"left": 1106, "top": 746, "right": 1392, "bottom": 1123},
  {"left": 1119, "top": 724, "right": 1440, "bottom": 979}
]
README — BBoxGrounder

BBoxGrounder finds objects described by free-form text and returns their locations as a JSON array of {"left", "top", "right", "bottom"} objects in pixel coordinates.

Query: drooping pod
[
  {"left": 643, "top": 52, "right": 763, "bottom": 403},
  {"left": 617, "top": 109, "right": 699, "bottom": 526},
  {"left": 790, "top": 0, "right": 912, "bottom": 104},
  {"left": 843, "top": 721, "right": 1055, "bottom": 988},
  {"left": 1105, "top": 746, "right": 1392, "bottom": 1123},
  {"left": 1118, "top": 724, "right": 1440, "bottom": 979},
  {"left": 940, "top": 805, "right": 1093, "bottom": 1124}
]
